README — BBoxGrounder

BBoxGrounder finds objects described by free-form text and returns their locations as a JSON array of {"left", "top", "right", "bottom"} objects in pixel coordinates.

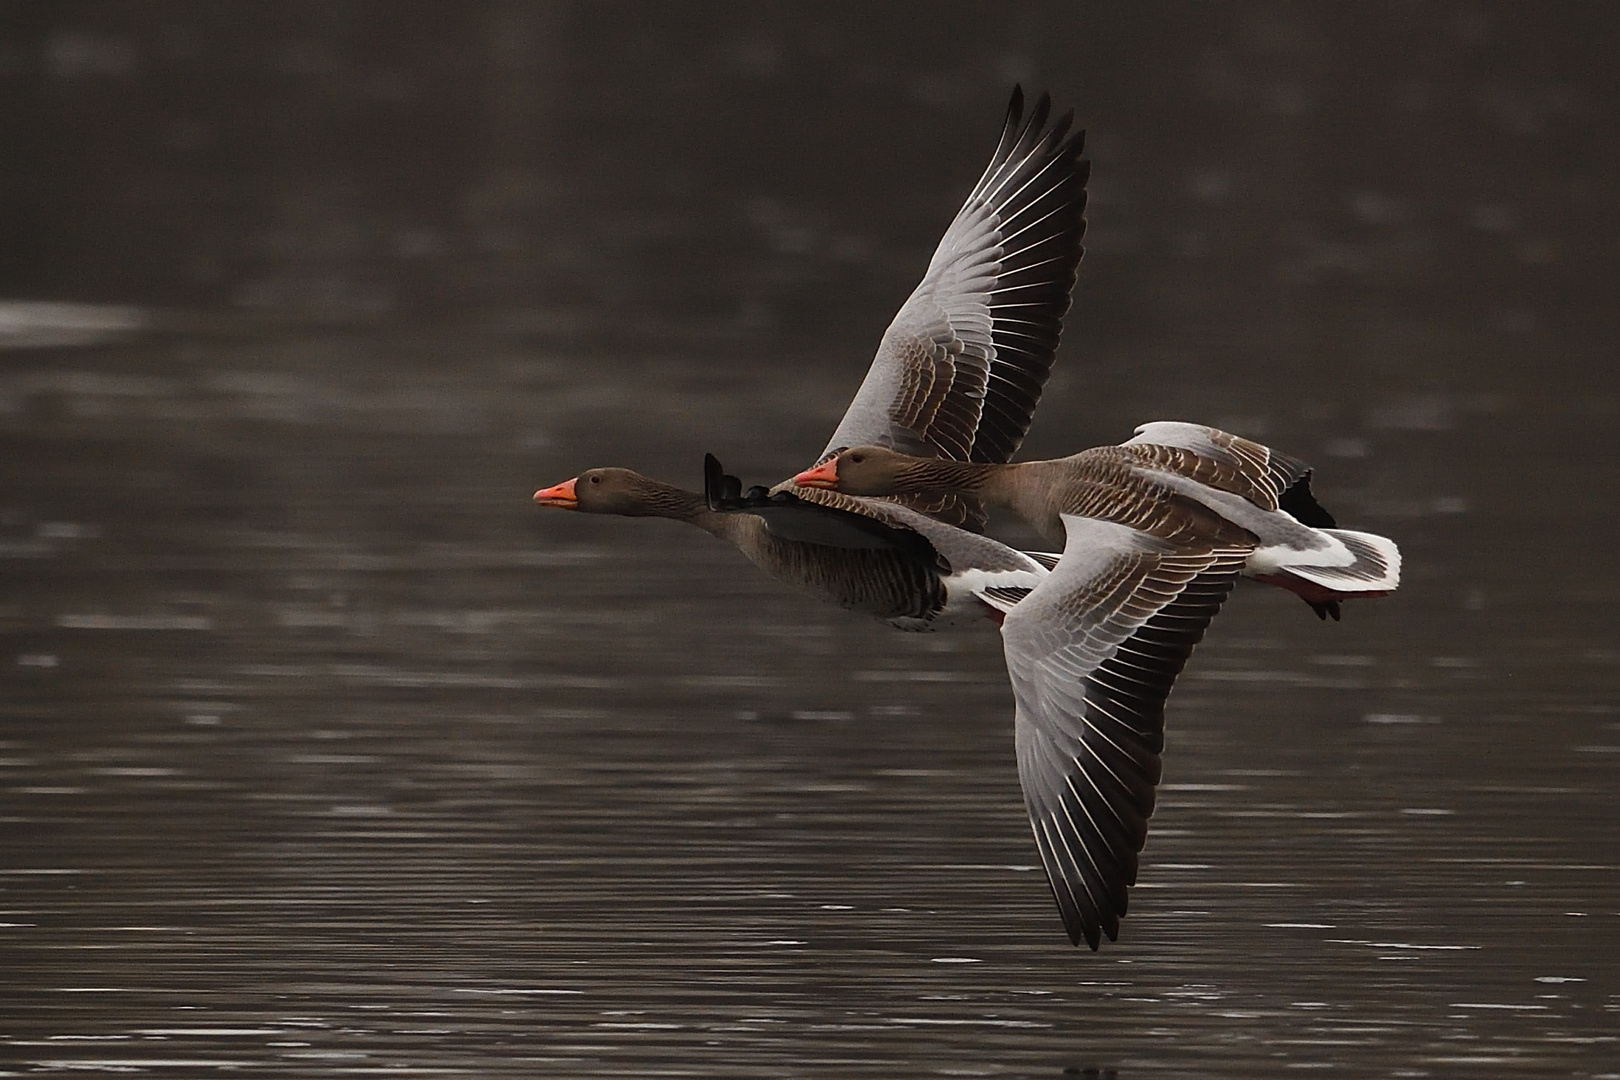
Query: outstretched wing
[
  {"left": 1000, "top": 515, "right": 1249, "bottom": 949},
  {"left": 815, "top": 86, "right": 1089, "bottom": 483}
]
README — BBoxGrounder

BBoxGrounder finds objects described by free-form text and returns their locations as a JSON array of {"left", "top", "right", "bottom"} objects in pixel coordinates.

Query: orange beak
[
  {"left": 533, "top": 477, "right": 579, "bottom": 508},
  {"left": 792, "top": 460, "right": 840, "bottom": 489}
]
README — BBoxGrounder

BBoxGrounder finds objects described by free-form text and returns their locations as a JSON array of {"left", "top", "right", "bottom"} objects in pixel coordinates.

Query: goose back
[
  {"left": 706, "top": 453, "right": 1050, "bottom": 629},
  {"left": 1001, "top": 448, "right": 1262, "bottom": 551}
]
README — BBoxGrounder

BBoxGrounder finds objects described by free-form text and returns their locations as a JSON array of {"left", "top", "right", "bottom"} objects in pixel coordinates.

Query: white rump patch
[
  {"left": 914, "top": 564, "right": 1051, "bottom": 629},
  {"left": 1251, "top": 528, "right": 1401, "bottom": 592}
]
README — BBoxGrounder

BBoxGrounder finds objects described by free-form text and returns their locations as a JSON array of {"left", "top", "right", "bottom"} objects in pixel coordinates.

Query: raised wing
[
  {"left": 817, "top": 86, "right": 1089, "bottom": 476},
  {"left": 1000, "top": 515, "right": 1250, "bottom": 948}
]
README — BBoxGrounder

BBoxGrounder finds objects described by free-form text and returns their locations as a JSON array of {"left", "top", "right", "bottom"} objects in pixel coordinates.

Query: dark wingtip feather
[
  {"left": 1046, "top": 107, "right": 1075, "bottom": 148},
  {"left": 984, "top": 86, "right": 1027, "bottom": 180},
  {"left": 1006, "top": 83, "right": 1025, "bottom": 120},
  {"left": 702, "top": 453, "right": 725, "bottom": 510},
  {"left": 1026, "top": 91, "right": 1053, "bottom": 139},
  {"left": 1066, "top": 129, "right": 1089, "bottom": 167},
  {"left": 958, "top": 90, "right": 1090, "bottom": 466}
]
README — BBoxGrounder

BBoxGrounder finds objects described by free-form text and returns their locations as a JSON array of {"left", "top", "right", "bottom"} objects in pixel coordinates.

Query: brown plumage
[
  {"left": 534, "top": 468, "right": 948, "bottom": 625},
  {"left": 535, "top": 87, "right": 1089, "bottom": 629},
  {"left": 795, "top": 422, "right": 1401, "bottom": 948},
  {"left": 803, "top": 84, "right": 1089, "bottom": 532},
  {"left": 799, "top": 443, "right": 1262, "bottom": 550}
]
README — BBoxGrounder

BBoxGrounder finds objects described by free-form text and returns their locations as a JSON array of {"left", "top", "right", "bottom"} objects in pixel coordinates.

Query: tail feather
[
  {"left": 1287, "top": 529, "right": 1402, "bottom": 593},
  {"left": 1251, "top": 528, "right": 1401, "bottom": 619}
]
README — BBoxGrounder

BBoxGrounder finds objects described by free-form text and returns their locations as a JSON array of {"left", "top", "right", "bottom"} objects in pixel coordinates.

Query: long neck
[
  {"left": 895, "top": 458, "right": 1017, "bottom": 503},
  {"left": 628, "top": 481, "right": 751, "bottom": 541},
  {"left": 630, "top": 481, "right": 710, "bottom": 522},
  {"left": 892, "top": 457, "right": 1064, "bottom": 542}
]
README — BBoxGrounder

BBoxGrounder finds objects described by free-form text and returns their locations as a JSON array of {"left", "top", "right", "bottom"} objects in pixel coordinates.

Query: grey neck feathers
[
  {"left": 629, "top": 481, "right": 756, "bottom": 542},
  {"left": 897, "top": 458, "right": 1006, "bottom": 498},
  {"left": 891, "top": 458, "right": 1054, "bottom": 533},
  {"left": 626, "top": 481, "right": 710, "bottom": 522}
]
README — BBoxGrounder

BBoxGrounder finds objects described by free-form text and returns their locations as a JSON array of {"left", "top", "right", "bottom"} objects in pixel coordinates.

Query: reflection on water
[{"left": 4, "top": 3, "right": 1619, "bottom": 1076}]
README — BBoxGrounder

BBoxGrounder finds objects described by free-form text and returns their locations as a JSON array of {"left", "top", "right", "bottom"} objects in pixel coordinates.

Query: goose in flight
[
  {"left": 793, "top": 421, "right": 1401, "bottom": 947},
  {"left": 535, "top": 87, "right": 1088, "bottom": 629}
]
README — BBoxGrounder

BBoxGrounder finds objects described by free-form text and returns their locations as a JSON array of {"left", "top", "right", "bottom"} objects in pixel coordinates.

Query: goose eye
[
  {"left": 850, "top": 453, "right": 865, "bottom": 464},
  {"left": 589, "top": 476, "right": 601, "bottom": 484}
]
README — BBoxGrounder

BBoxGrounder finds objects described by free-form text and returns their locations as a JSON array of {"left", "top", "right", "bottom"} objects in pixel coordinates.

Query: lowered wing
[{"left": 1000, "top": 515, "right": 1250, "bottom": 948}]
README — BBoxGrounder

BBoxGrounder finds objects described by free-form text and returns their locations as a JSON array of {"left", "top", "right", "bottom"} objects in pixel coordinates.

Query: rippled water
[
  {"left": 2, "top": 331, "right": 1615, "bottom": 1077},
  {"left": 5, "top": 4, "right": 1619, "bottom": 1076}
]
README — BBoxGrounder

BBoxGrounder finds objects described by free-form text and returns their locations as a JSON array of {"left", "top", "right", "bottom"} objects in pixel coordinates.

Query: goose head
[
  {"left": 534, "top": 467, "right": 687, "bottom": 517},
  {"left": 793, "top": 445, "right": 926, "bottom": 497}
]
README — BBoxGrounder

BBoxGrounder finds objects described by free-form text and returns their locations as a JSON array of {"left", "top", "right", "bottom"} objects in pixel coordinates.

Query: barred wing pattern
[
  {"left": 817, "top": 86, "right": 1089, "bottom": 480},
  {"left": 1122, "top": 421, "right": 1322, "bottom": 514},
  {"left": 1001, "top": 515, "right": 1250, "bottom": 949}
]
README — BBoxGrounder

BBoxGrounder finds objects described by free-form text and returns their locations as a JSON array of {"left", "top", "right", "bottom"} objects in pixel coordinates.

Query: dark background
[
  {"left": 2, "top": 3, "right": 1617, "bottom": 1076},
  {"left": 6, "top": 3, "right": 1615, "bottom": 514}
]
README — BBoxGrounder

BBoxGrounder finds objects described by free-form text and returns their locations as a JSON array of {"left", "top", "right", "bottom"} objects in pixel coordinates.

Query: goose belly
[{"left": 886, "top": 566, "right": 1047, "bottom": 632}]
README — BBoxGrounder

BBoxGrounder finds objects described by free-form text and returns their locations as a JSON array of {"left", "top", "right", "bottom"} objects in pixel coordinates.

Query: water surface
[{"left": 3, "top": 4, "right": 1618, "bottom": 1076}]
